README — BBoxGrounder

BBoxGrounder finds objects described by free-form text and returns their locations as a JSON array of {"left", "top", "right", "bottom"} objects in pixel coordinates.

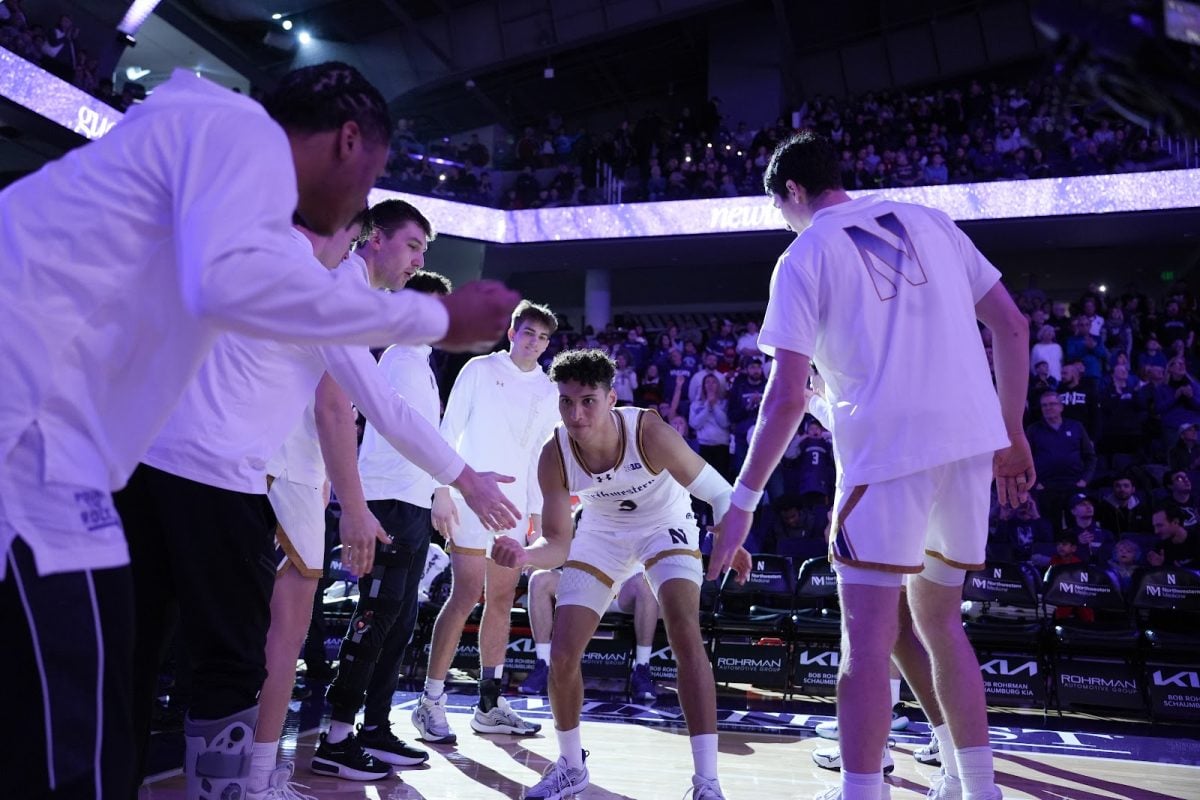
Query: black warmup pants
[
  {"left": 326, "top": 499, "right": 431, "bottom": 727},
  {"left": 0, "top": 539, "right": 134, "bottom": 799},
  {"left": 114, "top": 464, "right": 276, "bottom": 781}
]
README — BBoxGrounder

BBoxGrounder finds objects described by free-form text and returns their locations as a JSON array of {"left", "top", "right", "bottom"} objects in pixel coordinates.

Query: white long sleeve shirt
[
  {"left": 0, "top": 69, "right": 449, "bottom": 495},
  {"left": 440, "top": 351, "right": 558, "bottom": 520},
  {"left": 143, "top": 231, "right": 463, "bottom": 496},
  {"left": 357, "top": 344, "right": 443, "bottom": 508}
]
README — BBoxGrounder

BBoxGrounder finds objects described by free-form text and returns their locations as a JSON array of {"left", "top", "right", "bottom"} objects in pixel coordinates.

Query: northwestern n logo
[{"left": 843, "top": 213, "right": 928, "bottom": 301}]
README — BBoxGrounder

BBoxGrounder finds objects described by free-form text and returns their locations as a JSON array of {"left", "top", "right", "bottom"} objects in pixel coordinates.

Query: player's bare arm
[
  {"left": 976, "top": 282, "right": 1036, "bottom": 507},
  {"left": 313, "top": 373, "right": 390, "bottom": 577},
  {"left": 491, "top": 440, "right": 573, "bottom": 571},
  {"left": 707, "top": 348, "right": 810, "bottom": 580}
]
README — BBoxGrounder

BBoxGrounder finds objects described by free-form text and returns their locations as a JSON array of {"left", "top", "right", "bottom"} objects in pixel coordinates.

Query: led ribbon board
[
  {"left": 373, "top": 169, "right": 1200, "bottom": 244},
  {"left": 0, "top": 49, "right": 123, "bottom": 140}
]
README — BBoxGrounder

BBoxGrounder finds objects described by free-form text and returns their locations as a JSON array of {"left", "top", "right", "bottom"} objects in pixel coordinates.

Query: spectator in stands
[
  {"left": 1148, "top": 508, "right": 1198, "bottom": 568},
  {"left": 650, "top": 332, "right": 676, "bottom": 369},
  {"left": 763, "top": 496, "right": 826, "bottom": 561},
  {"left": 706, "top": 319, "right": 736, "bottom": 357},
  {"left": 1102, "top": 305, "right": 1134, "bottom": 359},
  {"left": 1028, "top": 389, "right": 1097, "bottom": 528},
  {"left": 41, "top": 13, "right": 77, "bottom": 81},
  {"left": 612, "top": 352, "right": 637, "bottom": 406},
  {"left": 1031, "top": 324, "right": 1063, "bottom": 381},
  {"left": 991, "top": 496, "right": 1053, "bottom": 565},
  {"left": 1168, "top": 422, "right": 1200, "bottom": 478},
  {"left": 1158, "top": 300, "right": 1193, "bottom": 349},
  {"left": 1026, "top": 361, "right": 1058, "bottom": 424},
  {"left": 1159, "top": 357, "right": 1200, "bottom": 437},
  {"left": 1098, "top": 362, "right": 1147, "bottom": 458},
  {"left": 1067, "top": 331, "right": 1108, "bottom": 383},
  {"left": 1097, "top": 474, "right": 1153, "bottom": 537},
  {"left": 726, "top": 357, "right": 766, "bottom": 473},
  {"left": 689, "top": 373, "right": 731, "bottom": 477},
  {"left": 1049, "top": 533, "right": 1096, "bottom": 622},
  {"left": 793, "top": 418, "right": 835, "bottom": 512},
  {"left": 660, "top": 348, "right": 695, "bottom": 408},
  {"left": 736, "top": 320, "right": 762, "bottom": 360},
  {"left": 1108, "top": 539, "right": 1142, "bottom": 593},
  {"left": 1137, "top": 336, "right": 1168, "bottom": 373},
  {"left": 922, "top": 152, "right": 948, "bottom": 185},
  {"left": 634, "top": 363, "right": 663, "bottom": 407},
  {"left": 1062, "top": 494, "right": 1115, "bottom": 564},
  {"left": 1058, "top": 360, "right": 1100, "bottom": 438},
  {"left": 688, "top": 351, "right": 725, "bottom": 401}
]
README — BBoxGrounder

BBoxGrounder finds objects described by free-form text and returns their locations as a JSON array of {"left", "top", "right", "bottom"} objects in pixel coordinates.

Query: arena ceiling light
[
  {"left": 117, "top": 0, "right": 163, "bottom": 38},
  {"left": 297, "top": 30, "right": 312, "bottom": 45}
]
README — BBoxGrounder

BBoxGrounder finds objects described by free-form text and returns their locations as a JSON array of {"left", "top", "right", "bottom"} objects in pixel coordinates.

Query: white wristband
[{"left": 730, "top": 480, "right": 763, "bottom": 512}]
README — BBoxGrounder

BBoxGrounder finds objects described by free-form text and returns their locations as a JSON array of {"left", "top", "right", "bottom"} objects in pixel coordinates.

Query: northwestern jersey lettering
[{"left": 556, "top": 407, "right": 695, "bottom": 532}]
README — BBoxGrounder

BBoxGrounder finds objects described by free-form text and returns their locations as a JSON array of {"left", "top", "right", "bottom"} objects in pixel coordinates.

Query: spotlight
[
  {"left": 297, "top": 30, "right": 312, "bottom": 44},
  {"left": 271, "top": 12, "right": 282, "bottom": 19},
  {"left": 1099, "top": 284, "right": 1108, "bottom": 293},
  {"left": 281, "top": 19, "right": 292, "bottom": 30}
]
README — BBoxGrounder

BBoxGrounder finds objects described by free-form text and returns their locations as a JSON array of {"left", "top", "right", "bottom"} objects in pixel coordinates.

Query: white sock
[
  {"left": 535, "top": 643, "right": 551, "bottom": 663},
  {"left": 889, "top": 678, "right": 901, "bottom": 708},
  {"left": 933, "top": 724, "right": 957, "bottom": 778},
  {"left": 957, "top": 745, "right": 995, "bottom": 799},
  {"left": 424, "top": 677, "right": 446, "bottom": 699},
  {"left": 690, "top": 733, "right": 718, "bottom": 780},
  {"left": 635, "top": 645, "right": 652, "bottom": 666},
  {"left": 557, "top": 726, "right": 584, "bottom": 770},
  {"left": 248, "top": 740, "right": 278, "bottom": 791},
  {"left": 327, "top": 720, "right": 354, "bottom": 744},
  {"left": 841, "top": 769, "right": 883, "bottom": 800},
  {"left": 485, "top": 664, "right": 503, "bottom": 681}
]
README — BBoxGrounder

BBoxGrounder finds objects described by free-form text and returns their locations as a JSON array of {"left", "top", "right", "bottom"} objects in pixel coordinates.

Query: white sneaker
[
  {"left": 812, "top": 742, "right": 895, "bottom": 774},
  {"left": 815, "top": 719, "right": 839, "bottom": 740},
  {"left": 928, "top": 769, "right": 961, "bottom": 800},
  {"left": 687, "top": 774, "right": 726, "bottom": 799},
  {"left": 815, "top": 709, "right": 908, "bottom": 741},
  {"left": 523, "top": 754, "right": 589, "bottom": 799},
  {"left": 411, "top": 692, "right": 458, "bottom": 744},
  {"left": 247, "top": 762, "right": 317, "bottom": 800},
  {"left": 471, "top": 694, "right": 542, "bottom": 735},
  {"left": 814, "top": 783, "right": 892, "bottom": 800},
  {"left": 914, "top": 731, "right": 941, "bottom": 765}
]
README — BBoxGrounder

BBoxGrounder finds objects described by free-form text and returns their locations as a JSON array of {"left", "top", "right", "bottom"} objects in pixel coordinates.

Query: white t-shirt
[
  {"left": 358, "top": 343, "right": 442, "bottom": 508},
  {"left": 144, "top": 231, "right": 463, "bottom": 495},
  {"left": 759, "top": 195, "right": 1008, "bottom": 486},
  {"left": 440, "top": 351, "right": 558, "bottom": 519},
  {"left": 0, "top": 69, "right": 449, "bottom": 497}
]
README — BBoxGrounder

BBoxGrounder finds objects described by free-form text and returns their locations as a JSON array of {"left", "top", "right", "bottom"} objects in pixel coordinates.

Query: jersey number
[
  {"left": 842, "top": 213, "right": 928, "bottom": 301},
  {"left": 667, "top": 528, "right": 688, "bottom": 545}
]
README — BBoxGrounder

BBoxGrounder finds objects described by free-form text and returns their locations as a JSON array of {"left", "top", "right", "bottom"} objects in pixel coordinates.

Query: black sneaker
[
  {"left": 357, "top": 722, "right": 430, "bottom": 766},
  {"left": 310, "top": 731, "right": 392, "bottom": 781}
]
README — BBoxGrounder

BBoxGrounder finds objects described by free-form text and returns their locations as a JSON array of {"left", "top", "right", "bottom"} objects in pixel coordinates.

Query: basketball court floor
[{"left": 138, "top": 686, "right": 1200, "bottom": 799}]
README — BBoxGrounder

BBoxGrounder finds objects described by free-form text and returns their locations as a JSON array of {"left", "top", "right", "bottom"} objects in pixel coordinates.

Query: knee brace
[
  {"left": 337, "top": 597, "right": 405, "bottom": 666},
  {"left": 184, "top": 706, "right": 256, "bottom": 800}
]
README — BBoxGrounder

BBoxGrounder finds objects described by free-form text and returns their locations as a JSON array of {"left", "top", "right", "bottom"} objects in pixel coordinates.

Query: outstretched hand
[
  {"left": 457, "top": 468, "right": 521, "bottom": 531},
  {"left": 436, "top": 281, "right": 521, "bottom": 353},
  {"left": 706, "top": 506, "right": 754, "bottom": 581}
]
